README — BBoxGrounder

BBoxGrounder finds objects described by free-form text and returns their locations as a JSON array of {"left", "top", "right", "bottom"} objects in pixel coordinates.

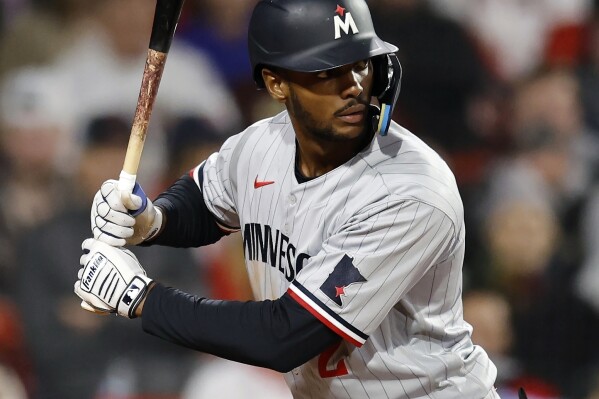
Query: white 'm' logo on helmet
[{"left": 334, "top": 5, "right": 359, "bottom": 40}]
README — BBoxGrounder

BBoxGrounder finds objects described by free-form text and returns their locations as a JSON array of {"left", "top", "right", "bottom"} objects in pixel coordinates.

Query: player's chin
[{"left": 333, "top": 120, "right": 368, "bottom": 140}]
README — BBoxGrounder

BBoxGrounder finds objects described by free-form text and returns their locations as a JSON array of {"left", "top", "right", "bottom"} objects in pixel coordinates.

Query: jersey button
[{"left": 289, "top": 194, "right": 297, "bottom": 205}]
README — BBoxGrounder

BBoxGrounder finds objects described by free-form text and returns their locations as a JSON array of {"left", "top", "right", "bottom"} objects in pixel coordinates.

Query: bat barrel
[{"left": 149, "top": 0, "right": 185, "bottom": 53}]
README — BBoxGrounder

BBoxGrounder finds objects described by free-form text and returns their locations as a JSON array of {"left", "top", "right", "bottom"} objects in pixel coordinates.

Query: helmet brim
[{"left": 254, "top": 37, "right": 398, "bottom": 87}]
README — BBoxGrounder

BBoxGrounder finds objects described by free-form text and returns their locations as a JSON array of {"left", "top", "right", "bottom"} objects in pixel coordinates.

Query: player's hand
[
  {"left": 91, "top": 179, "right": 163, "bottom": 246},
  {"left": 74, "top": 238, "right": 153, "bottom": 318}
]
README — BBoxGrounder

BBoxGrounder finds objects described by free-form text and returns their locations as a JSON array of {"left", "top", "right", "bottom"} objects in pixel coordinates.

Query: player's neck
[{"left": 294, "top": 132, "right": 372, "bottom": 178}]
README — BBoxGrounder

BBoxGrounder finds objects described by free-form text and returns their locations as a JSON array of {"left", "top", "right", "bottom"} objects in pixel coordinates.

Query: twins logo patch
[{"left": 320, "top": 254, "right": 366, "bottom": 306}]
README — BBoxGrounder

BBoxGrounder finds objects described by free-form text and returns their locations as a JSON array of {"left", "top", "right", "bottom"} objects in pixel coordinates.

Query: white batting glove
[
  {"left": 91, "top": 179, "right": 163, "bottom": 246},
  {"left": 74, "top": 238, "right": 153, "bottom": 318}
]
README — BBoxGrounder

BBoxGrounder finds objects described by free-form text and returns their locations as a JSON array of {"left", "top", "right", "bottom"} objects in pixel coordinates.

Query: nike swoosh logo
[{"left": 254, "top": 176, "right": 275, "bottom": 189}]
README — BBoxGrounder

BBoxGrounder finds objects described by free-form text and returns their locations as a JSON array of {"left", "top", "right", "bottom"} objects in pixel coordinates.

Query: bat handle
[{"left": 118, "top": 171, "right": 148, "bottom": 217}]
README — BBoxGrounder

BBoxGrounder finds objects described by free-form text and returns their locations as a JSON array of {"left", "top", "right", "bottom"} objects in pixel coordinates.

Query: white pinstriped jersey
[{"left": 192, "top": 111, "right": 497, "bottom": 398}]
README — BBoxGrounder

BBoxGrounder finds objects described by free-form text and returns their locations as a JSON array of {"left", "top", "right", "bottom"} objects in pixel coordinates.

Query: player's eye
[
  {"left": 353, "top": 60, "right": 369, "bottom": 72},
  {"left": 315, "top": 60, "right": 369, "bottom": 79},
  {"left": 316, "top": 70, "right": 332, "bottom": 79}
]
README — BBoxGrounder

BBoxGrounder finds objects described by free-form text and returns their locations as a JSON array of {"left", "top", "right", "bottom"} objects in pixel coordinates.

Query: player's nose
[{"left": 339, "top": 70, "right": 364, "bottom": 99}]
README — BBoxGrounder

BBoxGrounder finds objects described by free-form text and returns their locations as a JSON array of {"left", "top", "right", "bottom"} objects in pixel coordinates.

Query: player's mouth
[{"left": 335, "top": 103, "right": 367, "bottom": 124}]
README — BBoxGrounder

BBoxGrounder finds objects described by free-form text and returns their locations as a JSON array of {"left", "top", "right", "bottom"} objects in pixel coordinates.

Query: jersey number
[{"left": 318, "top": 342, "right": 348, "bottom": 378}]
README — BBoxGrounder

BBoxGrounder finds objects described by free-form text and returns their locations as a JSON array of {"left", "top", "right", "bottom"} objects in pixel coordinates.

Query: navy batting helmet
[{"left": 248, "top": 0, "right": 402, "bottom": 135}]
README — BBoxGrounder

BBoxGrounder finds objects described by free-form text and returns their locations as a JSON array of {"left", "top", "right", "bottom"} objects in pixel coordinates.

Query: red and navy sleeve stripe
[{"left": 288, "top": 280, "right": 368, "bottom": 347}]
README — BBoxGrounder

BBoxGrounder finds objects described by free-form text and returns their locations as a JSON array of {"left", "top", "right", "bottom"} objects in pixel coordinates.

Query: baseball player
[{"left": 75, "top": 0, "right": 502, "bottom": 397}]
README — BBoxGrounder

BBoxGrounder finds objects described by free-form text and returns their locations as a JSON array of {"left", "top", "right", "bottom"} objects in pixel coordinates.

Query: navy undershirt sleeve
[
  {"left": 142, "top": 284, "right": 341, "bottom": 373},
  {"left": 144, "top": 172, "right": 228, "bottom": 248}
]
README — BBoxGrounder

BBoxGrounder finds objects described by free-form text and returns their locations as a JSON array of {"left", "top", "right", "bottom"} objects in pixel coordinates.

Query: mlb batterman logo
[
  {"left": 122, "top": 284, "right": 141, "bottom": 306},
  {"left": 334, "top": 4, "right": 359, "bottom": 39}
]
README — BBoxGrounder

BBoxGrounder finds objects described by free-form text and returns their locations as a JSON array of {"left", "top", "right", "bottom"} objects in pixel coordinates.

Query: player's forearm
[
  {"left": 143, "top": 174, "right": 227, "bottom": 247},
  {"left": 140, "top": 284, "right": 340, "bottom": 373}
]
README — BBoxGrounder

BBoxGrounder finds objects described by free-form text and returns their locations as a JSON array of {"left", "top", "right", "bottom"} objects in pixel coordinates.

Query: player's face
[{"left": 284, "top": 60, "right": 374, "bottom": 142}]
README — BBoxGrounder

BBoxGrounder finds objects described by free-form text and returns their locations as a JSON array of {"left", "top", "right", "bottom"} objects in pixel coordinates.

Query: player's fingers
[
  {"left": 96, "top": 187, "right": 134, "bottom": 223},
  {"left": 81, "top": 238, "right": 95, "bottom": 252},
  {"left": 93, "top": 217, "right": 134, "bottom": 239},
  {"left": 100, "top": 180, "right": 128, "bottom": 213},
  {"left": 95, "top": 202, "right": 135, "bottom": 227},
  {"left": 80, "top": 300, "right": 109, "bottom": 314},
  {"left": 79, "top": 249, "right": 93, "bottom": 267},
  {"left": 121, "top": 192, "right": 143, "bottom": 212},
  {"left": 74, "top": 281, "right": 87, "bottom": 302},
  {"left": 81, "top": 301, "right": 110, "bottom": 315},
  {"left": 92, "top": 227, "right": 127, "bottom": 247},
  {"left": 80, "top": 300, "right": 94, "bottom": 312},
  {"left": 74, "top": 282, "right": 111, "bottom": 313},
  {"left": 91, "top": 190, "right": 102, "bottom": 226}
]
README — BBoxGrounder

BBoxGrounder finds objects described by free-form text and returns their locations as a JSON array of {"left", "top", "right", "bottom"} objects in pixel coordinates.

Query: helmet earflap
[{"left": 370, "top": 54, "right": 402, "bottom": 136}]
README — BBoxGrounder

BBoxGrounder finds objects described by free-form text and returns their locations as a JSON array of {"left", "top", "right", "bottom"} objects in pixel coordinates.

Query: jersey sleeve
[
  {"left": 189, "top": 134, "right": 243, "bottom": 232},
  {"left": 287, "top": 199, "right": 457, "bottom": 347}
]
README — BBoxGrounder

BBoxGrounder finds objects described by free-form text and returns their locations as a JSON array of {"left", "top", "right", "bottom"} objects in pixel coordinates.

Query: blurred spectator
[
  {"left": 178, "top": 0, "right": 277, "bottom": 124},
  {"left": 479, "top": 184, "right": 594, "bottom": 396},
  {"left": 463, "top": 290, "right": 562, "bottom": 399},
  {"left": 482, "top": 177, "right": 560, "bottom": 298},
  {"left": 0, "top": 67, "right": 75, "bottom": 289},
  {"left": 506, "top": 69, "right": 599, "bottom": 297},
  {"left": 13, "top": 114, "right": 206, "bottom": 399},
  {"left": 428, "top": 0, "right": 592, "bottom": 81},
  {"left": 0, "top": 66, "right": 75, "bottom": 222},
  {"left": 180, "top": 0, "right": 257, "bottom": 91},
  {"left": 477, "top": 67, "right": 599, "bottom": 390},
  {"left": 480, "top": 72, "right": 599, "bottom": 389},
  {"left": 463, "top": 291, "right": 519, "bottom": 385},
  {"left": 480, "top": 142, "right": 599, "bottom": 396},
  {"left": 370, "top": 0, "right": 496, "bottom": 158},
  {"left": 45, "top": 0, "right": 242, "bottom": 193},
  {"left": 0, "top": 0, "right": 86, "bottom": 78},
  {"left": 163, "top": 116, "right": 223, "bottom": 186},
  {"left": 490, "top": 68, "right": 599, "bottom": 234}
]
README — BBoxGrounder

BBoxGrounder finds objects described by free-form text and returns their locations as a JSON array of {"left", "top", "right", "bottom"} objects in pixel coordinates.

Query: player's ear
[{"left": 262, "top": 68, "right": 288, "bottom": 103}]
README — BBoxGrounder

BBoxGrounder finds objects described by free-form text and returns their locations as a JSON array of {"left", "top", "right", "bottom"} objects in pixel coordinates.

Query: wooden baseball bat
[{"left": 118, "top": 0, "right": 186, "bottom": 195}]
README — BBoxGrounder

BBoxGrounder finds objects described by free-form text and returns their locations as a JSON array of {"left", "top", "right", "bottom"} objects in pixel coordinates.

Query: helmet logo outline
[{"left": 334, "top": 5, "right": 359, "bottom": 39}]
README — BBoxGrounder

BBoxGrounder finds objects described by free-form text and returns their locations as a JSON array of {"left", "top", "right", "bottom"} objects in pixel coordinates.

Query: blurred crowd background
[{"left": 0, "top": 0, "right": 598, "bottom": 398}]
